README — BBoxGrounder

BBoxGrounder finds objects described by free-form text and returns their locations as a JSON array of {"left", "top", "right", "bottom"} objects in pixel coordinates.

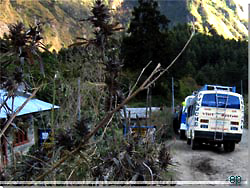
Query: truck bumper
[{"left": 194, "top": 130, "right": 242, "bottom": 143}]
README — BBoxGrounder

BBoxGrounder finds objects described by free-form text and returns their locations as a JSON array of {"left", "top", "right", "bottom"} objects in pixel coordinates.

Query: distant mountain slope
[
  {"left": 0, "top": 0, "right": 92, "bottom": 51},
  {"left": 119, "top": 0, "right": 248, "bottom": 40},
  {"left": 0, "top": 0, "right": 248, "bottom": 51},
  {"left": 187, "top": 0, "right": 248, "bottom": 40}
]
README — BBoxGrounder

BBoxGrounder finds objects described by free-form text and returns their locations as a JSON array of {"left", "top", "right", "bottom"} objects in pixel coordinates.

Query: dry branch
[
  {"left": 0, "top": 87, "right": 41, "bottom": 139},
  {"left": 128, "top": 60, "right": 152, "bottom": 96},
  {"left": 0, "top": 94, "right": 11, "bottom": 112},
  {"left": 144, "top": 30, "right": 195, "bottom": 89}
]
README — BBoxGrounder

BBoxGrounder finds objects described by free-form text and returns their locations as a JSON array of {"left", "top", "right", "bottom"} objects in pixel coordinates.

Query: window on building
[{"left": 14, "top": 128, "right": 28, "bottom": 146}]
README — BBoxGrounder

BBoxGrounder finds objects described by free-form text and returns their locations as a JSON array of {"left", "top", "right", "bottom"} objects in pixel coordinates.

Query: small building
[
  {"left": 0, "top": 89, "right": 59, "bottom": 169},
  {"left": 120, "top": 107, "right": 160, "bottom": 137}
]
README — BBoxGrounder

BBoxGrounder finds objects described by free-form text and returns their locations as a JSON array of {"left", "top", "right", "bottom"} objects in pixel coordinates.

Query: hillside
[
  {"left": 187, "top": 0, "right": 248, "bottom": 40},
  {"left": 0, "top": 0, "right": 93, "bottom": 51},
  {"left": 0, "top": 0, "right": 248, "bottom": 51},
  {"left": 119, "top": 0, "right": 248, "bottom": 40}
]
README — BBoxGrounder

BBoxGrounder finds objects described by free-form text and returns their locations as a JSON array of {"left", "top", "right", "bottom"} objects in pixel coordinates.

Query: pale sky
[{"left": 234, "top": 0, "right": 249, "bottom": 20}]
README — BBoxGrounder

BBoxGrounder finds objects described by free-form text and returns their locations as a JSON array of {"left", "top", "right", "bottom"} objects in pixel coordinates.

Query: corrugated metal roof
[
  {"left": 0, "top": 89, "right": 59, "bottom": 119},
  {"left": 120, "top": 107, "right": 160, "bottom": 119}
]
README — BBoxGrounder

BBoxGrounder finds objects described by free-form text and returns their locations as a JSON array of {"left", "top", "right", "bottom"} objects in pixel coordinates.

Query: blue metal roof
[
  {"left": 120, "top": 107, "right": 160, "bottom": 119},
  {"left": 0, "top": 89, "right": 59, "bottom": 119}
]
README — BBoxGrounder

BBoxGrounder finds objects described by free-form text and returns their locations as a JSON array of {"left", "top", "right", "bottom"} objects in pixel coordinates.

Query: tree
[{"left": 121, "top": 0, "right": 170, "bottom": 71}]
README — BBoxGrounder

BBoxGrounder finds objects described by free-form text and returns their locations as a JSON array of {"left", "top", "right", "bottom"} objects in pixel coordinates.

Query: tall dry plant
[
  {"left": 70, "top": 0, "right": 124, "bottom": 112},
  {"left": 0, "top": 21, "right": 50, "bottom": 119},
  {"left": 54, "top": 46, "right": 107, "bottom": 131},
  {"left": 0, "top": 20, "right": 51, "bottom": 132},
  {"left": 0, "top": 21, "right": 48, "bottom": 90}
]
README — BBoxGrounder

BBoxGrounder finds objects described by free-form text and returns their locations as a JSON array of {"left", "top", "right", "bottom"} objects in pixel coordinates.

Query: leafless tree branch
[
  {"left": 128, "top": 60, "right": 152, "bottom": 96},
  {"left": 144, "top": 30, "right": 195, "bottom": 89}
]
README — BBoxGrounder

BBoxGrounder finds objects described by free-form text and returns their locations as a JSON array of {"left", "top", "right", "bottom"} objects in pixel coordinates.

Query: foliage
[
  {"left": 178, "top": 76, "right": 198, "bottom": 101},
  {"left": 55, "top": 117, "right": 90, "bottom": 151},
  {"left": 121, "top": 0, "right": 170, "bottom": 71},
  {"left": 173, "top": 24, "right": 247, "bottom": 102},
  {"left": 89, "top": 136, "right": 173, "bottom": 181},
  {"left": 122, "top": 22, "right": 247, "bottom": 105},
  {"left": 8, "top": 146, "right": 51, "bottom": 181},
  {"left": 120, "top": 0, "right": 172, "bottom": 105},
  {"left": 152, "top": 107, "right": 174, "bottom": 141}
]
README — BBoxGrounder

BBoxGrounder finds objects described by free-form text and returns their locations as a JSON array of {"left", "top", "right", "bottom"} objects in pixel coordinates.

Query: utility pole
[{"left": 172, "top": 77, "right": 174, "bottom": 113}]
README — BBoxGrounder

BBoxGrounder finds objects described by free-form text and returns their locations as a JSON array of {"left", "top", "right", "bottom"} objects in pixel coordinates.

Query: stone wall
[{"left": 4, "top": 115, "right": 35, "bottom": 166}]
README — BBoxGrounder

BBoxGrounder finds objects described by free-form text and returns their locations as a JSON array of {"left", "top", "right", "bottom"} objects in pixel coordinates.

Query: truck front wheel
[{"left": 180, "top": 130, "right": 186, "bottom": 140}]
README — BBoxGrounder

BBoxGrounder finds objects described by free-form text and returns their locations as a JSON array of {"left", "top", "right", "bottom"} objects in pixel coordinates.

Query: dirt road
[{"left": 170, "top": 129, "right": 248, "bottom": 185}]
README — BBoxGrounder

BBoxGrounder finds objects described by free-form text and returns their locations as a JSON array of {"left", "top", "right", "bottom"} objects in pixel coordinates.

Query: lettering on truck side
[{"left": 202, "top": 112, "right": 238, "bottom": 118}]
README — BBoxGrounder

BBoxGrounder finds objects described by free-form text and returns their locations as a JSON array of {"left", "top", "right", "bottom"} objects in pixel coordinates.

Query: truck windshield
[{"left": 201, "top": 94, "right": 240, "bottom": 109}]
